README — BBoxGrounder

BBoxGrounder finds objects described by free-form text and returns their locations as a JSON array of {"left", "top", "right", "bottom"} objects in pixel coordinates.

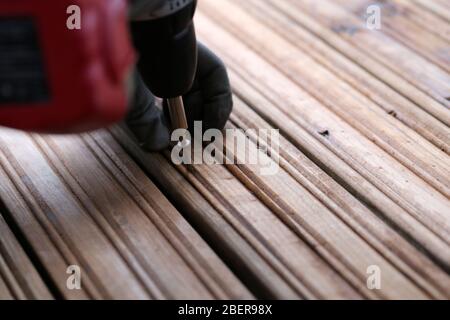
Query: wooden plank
[
  {"left": 36, "top": 135, "right": 206, "bottom": 299},
  {"left": 111, "top": 102, "right": 441, "bottom": 296},
  {"left": 196, "top": 6, "right": 450, "bottom": 249},
  {"left": 285, "top": 0, "right": 450, "bottom": 106},
  {"left": 0, "top": 252, "right": 25, "bottom": 299},
  {"left": 0, "top": 129, "right": 251, "bottom": 299},
  {"left": 0, "top": 213, "right": 52, "bottom": 299},
  {"left": 185, "top": 148, "right": 365, "bottom": 298},
  {"left": 0, "top": 130, "right": 147, "bottom": 299},
  {"left": 265, "top": 0, "right": 450, "bottom": 124},
  {"left": 393, "top": 0, "right": 450, "bottom": 42},
  {"left": 235, "top": 0, "right": 450, "bottom": 154},
  {"left": 0, "top": 272, "right": 14, "bottom": 300},
  {"left": 110, "top": 126, "right": 358, "bottom": 299},
  {"left": 108, "top": 131, "right": 300, "bottom": 300},
  {"left": 230, "top": 94, "right": 450, "bottom": 298},
  {"left": 80, "top": 132, "right": 252, "bottom": 299},
  {"left": 0, "top": 0, "right": 449, "bottom": 300},
  {"left": 232, "top": 95, "right": 448, "bottom": 294},
  {"left": 332, "top": 0, "right": 450, "bottom": 73},
  {"left": 195, "top": 12, "right": 450, "bottom": 265},
  {"left": 412, "top": 0, "right": 450, "bottom": 22},
  {"left": 200, "top": 0, "right": 450, "bottom": 200},
  {"left": 228, "top": 71, "right": 450, "bottom": 273},
  {"left": 220, "top": 123, "right": 431, "bottom": 298},
  {"left": 0, "top": 151, "right": 93, "bottom": 299}
]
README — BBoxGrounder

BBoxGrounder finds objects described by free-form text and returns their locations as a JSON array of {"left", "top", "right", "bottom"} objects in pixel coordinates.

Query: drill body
[{"left": 0, "top": 0, "right": 197, "bottom": 133}]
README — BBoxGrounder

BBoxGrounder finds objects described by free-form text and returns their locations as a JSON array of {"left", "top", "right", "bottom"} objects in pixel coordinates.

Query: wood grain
[
  {"left": 333, "top": 0, "right": 450, "bottom": 72},
  {"left": 413, "top": 0, "right": 450, "bottom": 22},
  {"left": 230, "top": 95, "right": 450, "bottom": 298},
  {"left": 195, "top": 8, "right": 450, "bottom": 249},
  {"left": 1, "top": 0, "right": 449, "bottom": 300},
  {"left": 199, "top": 0, "right": 450, "bottom": 201},
  {"left": 0, "top": 129, "right": 250, "bottom": 299},
  {"left": 394, "top": 0, "right": 450, "bottom": 42},
  {"left": 111, "top": 126, "right": 343, "bottom": 299},
  {"left": 285, "top": 0, "right": 450, "bottom": 107},
  {"left": 268, "top": 0, "right": 450, "bottom": 124},
  {"left": 0, "top": 213, "right": 52, "bottom": 299},
  {"left": 237, "top": 0, "right": 450, "bottom": 154}
]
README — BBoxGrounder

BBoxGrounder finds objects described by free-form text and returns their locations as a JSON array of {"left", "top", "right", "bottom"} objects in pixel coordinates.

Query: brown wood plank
[
  {"left": 228, "top": 70, "right": 450, "bottom": 270},
  {"left": 112, "top": 108, "right": 440, "bottom": 298},
  {"left": 268, "top": 0, "right": 450, "bottom": 123},
  {"left": 332, "top": 0, "right": 450, "bottom": 73},
  {"left": 230, "top": 94, "right": 450, "bottom": 298},
  {"left": 0, "top": 130, "right": 148, "bottom": 299},
  {"left": 0, "top": 252, "right": 25, "bottom": 299},
  {"left": 109, "top": 128, "right": 300, "bottom": 299},
  {"left": 413, "top": 0, "right": 450, "bottom": 22},
  {"left": 81, "top": 132, "right": 252, "bottom": 299},
  {"left": 186, "top": 149, "right": 365, "bottom": 298},
  {"left": 196, "top": 9, "right": 450, "bottom": 269},
  {"left": 222, "top": 123, "right": 430, "bottom": 298},
  {"left": 0, "top": 129, "right": 250, "bottom": 299},
  {"left": 1, "top": 0, "right": 449, "bottom": 300},
  {"left": 285, "top": 0, "right": 450, "bottom": 106},
  {"left": 0, "top": 151, "right": 93, "bottom": 299},
  {"left": 196, "top": 6, "right": 450, "bottom": 250},
  {"left": 394, "top": 0, "right": 450, "bottom": 42},
  {"left": 200, "top": 0, "right": 450, "bottom": 200},
  {"left": 0, "top": 272, "right": 14, "bottom": 300},
  {"left": 0, "top": 213, "right": 52, "bottom": 299},
  {"left": 110, "top": 126, "right": 358, "bottom": 299},
  {"left": 236, "top": 0, "right": 450, "bottom": 154}
]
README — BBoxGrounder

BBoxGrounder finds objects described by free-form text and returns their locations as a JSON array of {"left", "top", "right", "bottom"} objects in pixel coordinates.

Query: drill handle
[{"left": 130, "top": 0, "right": 198, "bottom": 98}]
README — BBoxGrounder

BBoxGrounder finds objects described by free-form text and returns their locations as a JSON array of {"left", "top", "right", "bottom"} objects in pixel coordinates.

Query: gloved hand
[{"left": 125, "top": 43, "right": 233, "bottom": 151}]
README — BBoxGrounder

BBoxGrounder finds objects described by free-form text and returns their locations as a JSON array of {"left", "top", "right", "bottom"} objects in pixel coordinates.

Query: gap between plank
[
  {"left": 109, "top": 126, "right": 304, "bottom": 299},
  {"left": 228, "top": 110, "right": 448, "bottom": 298},
  {"left": 0, "top": 200, "right": 61, "bottom": 299}
]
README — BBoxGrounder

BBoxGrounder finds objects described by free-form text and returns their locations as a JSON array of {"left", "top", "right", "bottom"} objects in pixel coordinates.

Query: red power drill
[{"left": 0, "top": 0, "right": 197, "bottom": 134}]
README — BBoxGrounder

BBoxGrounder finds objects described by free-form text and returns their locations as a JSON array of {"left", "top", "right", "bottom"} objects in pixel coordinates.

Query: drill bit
[{"left": 167, "top": 96, "right": 191, "bottom": 148}]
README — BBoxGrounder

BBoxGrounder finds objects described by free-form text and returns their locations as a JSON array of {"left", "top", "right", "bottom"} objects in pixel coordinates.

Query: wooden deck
[{"left": 0, "top": 0, "right": 449, "bottom": 299}]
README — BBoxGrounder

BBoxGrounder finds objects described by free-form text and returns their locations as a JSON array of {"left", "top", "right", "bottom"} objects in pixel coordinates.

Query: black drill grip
[{"left": 130, "top": 0, "right": 198, "bottom": 98}]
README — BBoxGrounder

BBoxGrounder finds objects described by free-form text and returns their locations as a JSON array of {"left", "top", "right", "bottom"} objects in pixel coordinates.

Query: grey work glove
[{"left": 125, "top": 43, "right": 233, "bottom": 151}]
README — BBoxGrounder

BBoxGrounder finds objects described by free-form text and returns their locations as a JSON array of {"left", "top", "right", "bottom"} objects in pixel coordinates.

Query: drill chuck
[
  {"left": 167, "top": 96, "right": 191, "bottom": 147},
  {"left": 167, "top": 96, "right": 188, "bottom": 130}
]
